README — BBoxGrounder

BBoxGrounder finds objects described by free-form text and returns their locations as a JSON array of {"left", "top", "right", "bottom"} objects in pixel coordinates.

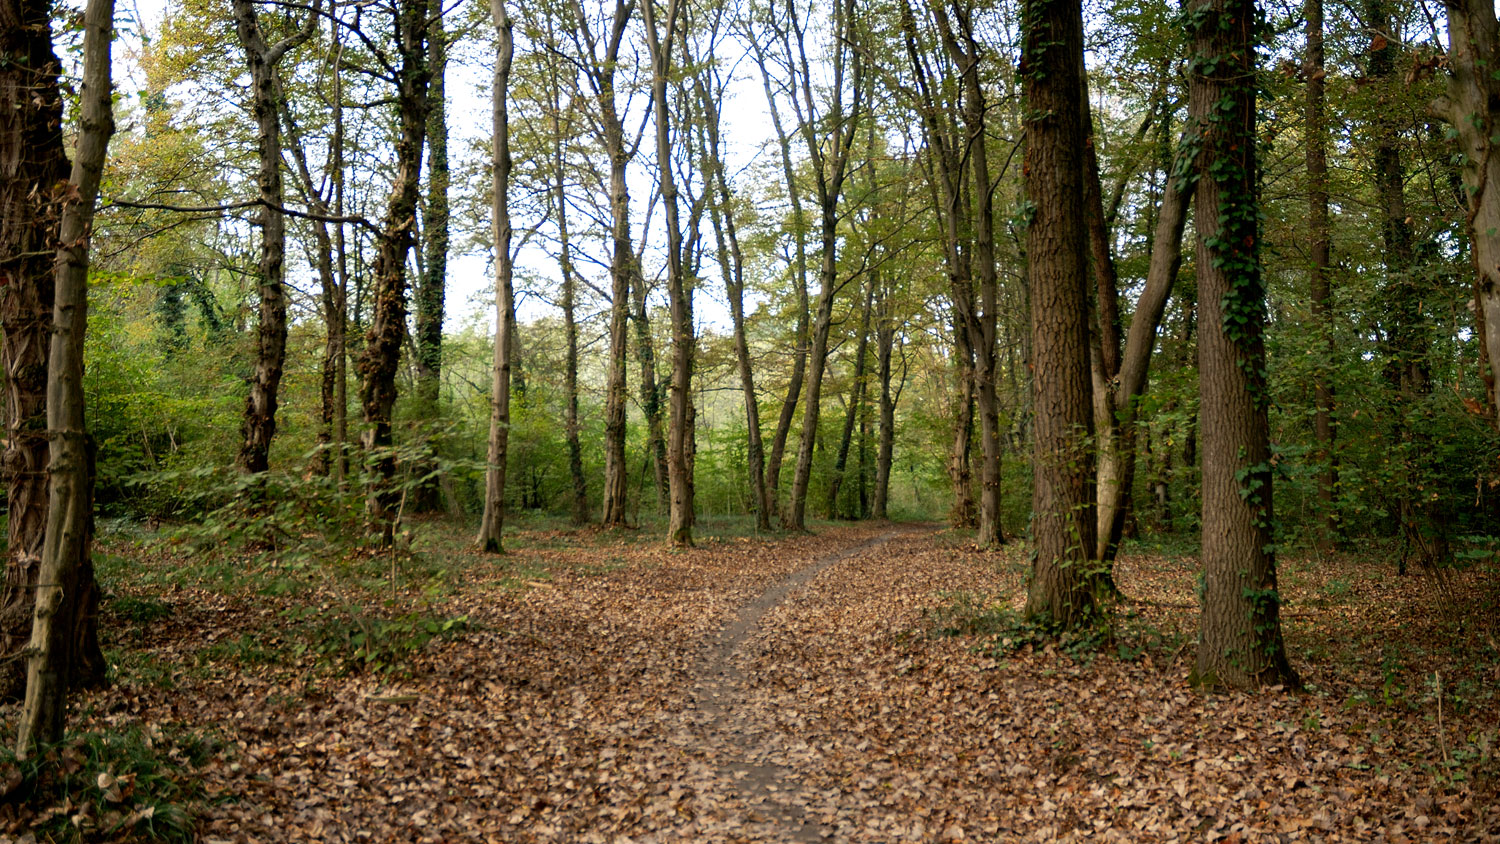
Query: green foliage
[
  {"left": 0, "top": 726, "right": 216, "bottom": 843},
  {"left": 279, "top": 606, "right": 471, "bottom": 675},
  {"left": 925, "top": 592, "right": 1186, "bottom": 666}
]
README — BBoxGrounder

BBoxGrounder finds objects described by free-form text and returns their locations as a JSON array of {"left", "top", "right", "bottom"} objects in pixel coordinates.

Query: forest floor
[{"left": 4, "top": 516, "right": 1500, "bottom": 842}]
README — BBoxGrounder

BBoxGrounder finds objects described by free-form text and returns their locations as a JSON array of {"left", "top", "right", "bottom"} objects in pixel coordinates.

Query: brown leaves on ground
[{"left": 10, "top": 522, "right": 1500, "bottom": 842}]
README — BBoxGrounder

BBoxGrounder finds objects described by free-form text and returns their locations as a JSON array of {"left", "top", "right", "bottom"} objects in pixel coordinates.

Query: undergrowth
[
  {"left": 925, "top": 590, "right": 1186, "bottom": 665},
  {"left": 0, "top": 725, "right": 217, "bottom": 843}
]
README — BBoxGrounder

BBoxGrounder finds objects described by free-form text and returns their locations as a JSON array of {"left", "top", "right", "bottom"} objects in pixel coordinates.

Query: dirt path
[{"left": 680, "top": 529, "right": 910, "bottom": 842}]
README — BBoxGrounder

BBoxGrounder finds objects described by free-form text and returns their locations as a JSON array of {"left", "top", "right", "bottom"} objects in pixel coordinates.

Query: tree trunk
[
  {"left": 699, "top": 51, "right": 770, "bottom": 531},
  {"left": 580, "top": 0, "right": 637, "bottom": 528},
  {"left": 1370, "top": 0, "right": 1446, "bottom": 572},
  {"left": 872, "top": 279, "right": 897, "bottom": 520},
  {"left": 643, "top": 0, "right": 694, "bottom": 547},
  {"left": 358, "top": 0, "right": 429, "bottom": 546},
  {"left": 1187, "top": 0, "right": 1298, "bottom": 690},
  {"left": 949, "top": 316, "right": 977, "bottom": 529},
  {"left": 750, "top": 38, "right": 811, "bottom": 524},
  {"left": 1021, "top": 0, "right": 1097, "bottom": 629},
  {"left": 544, "top": 23, "right": 588, "bottom": 526},
  {"left": 416, "top": 13, "right": 448, "bottom": 411},
  {"left": 1306, "top": 0, "right": 1337, "bottom": 546},
  {"left": 826, "top": 278, "right": 874, "bottom": 518},
  {"left": 0, "top": 0, "right": 106, "bottom": 702},
  {"left": 232, "top": 0, "right": 311, "bottom": 474},
  {"left": 15, "top": 0, "right": 111, "bottom": 754},
  {"left": 478, "top": 0, "right": 514, "bottom": 552},
  {"left": 1439, "top": 0, "right": 1500, "bottom": 427}
]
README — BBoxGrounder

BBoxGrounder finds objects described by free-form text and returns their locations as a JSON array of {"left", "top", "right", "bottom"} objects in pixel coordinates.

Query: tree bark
[
  {"left": 642, "top": 0, "right": 694, "bottom": 547},
  {"left": 753, "top": 55, "right": 811, "bottom": 524},
  {"left": 1306, "top": 0, "right": 1337, "bottom": 545},
  {"left": 872, "top": 277, "right": 898, "bottom": 520},
  {"left": 576, "top": 0, "right": 637, "bottom": 528},
  {"left": 358, "top": 0, "right": 430, "bottom": 546},
  {"left": 1187, "top": 0, "right": 1298, "bottom": 690},
  {"left": 15, "top": 0, "right": 112, "bottom": 755},
  {"left": 1438, "top": 0, "right": 1500, "bottom": 426},
  {"left": 415, "top": 12, "right": 448, "bottom": 412},
  {"left": 232, "top": 0, "right": 313, "bottom": 474},
  {"left": 782, "top": 0, "right": 863, "bottom": 532},
  {"left": 698, "top": 47, "right": 770, "bottom": 531},
  {"left": 826, "top": 278, "right": 874, "bottom": 518},
  {"left": 0, "top": 0, "right": 106, "bottom": 701},
  {"left": 478, "top": 0, "right": 514, "bottom": 552},
  {"left": 1021, "top": 0, "right": 1097, "bottom": 629}
]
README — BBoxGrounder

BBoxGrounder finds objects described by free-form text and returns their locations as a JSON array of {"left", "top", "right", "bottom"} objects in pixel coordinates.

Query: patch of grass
[
  {"left": 280, "top": 605, "right": 472, "bottom": 675},
  {"left": 107, "top": 595, "right": 174, "bottom": 625},
  {"left": 0, "top": 725, "right": 217, "bottom": 843},
  {"left": 109, "top": 651, "right": 178, "bottom": 690}
]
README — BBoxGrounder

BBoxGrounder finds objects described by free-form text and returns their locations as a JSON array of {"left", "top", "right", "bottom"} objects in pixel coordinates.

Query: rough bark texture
[
  {"left": 826, "top": 279, "right": 873, "bottom": 519},
  {"left": 545, "top": 31, "right": 588, "bottom": 526},
  {"left": 1021, "top": 0, "right": 1097, "bottom": 629},
  {"left": 872, "top": 281, "right": 897, "bottom": 520},
  {"left": 1187, "top": 0, "right": 1298, "bottom": 690},
  {"left": 1306, "top": 0, "right": 1337, "bottom": 545},
  {"left": 478, "top": 0, "right": 514, "bottom": 553},
  {"left": 232, "top": 0, "right": 311, "bottom": 474},
  {"left": 580, "top": 0, "right": 635, "bottom": 528},
  {"left": 15, "top": 0, "right": 112, "bottom": 754},
  {"left": 1095, "top": 117, "right": 1195, "bottom": 567},
  {"left": 415, "top": 13, "right": 448, "bottom": 411},
  {"left": 358, "top": 0, "right": 429, "bottom": 546},
  {"left": 643, "top": 0, "right": 694, "bottom": 547},
  {"left": 1439, "top": 0, "right": 1500, "bottom": 426},
  {"left": 0, "top": 0, "right": 105, "bottom": 701},
  {"left": 783, "top": 0, "right": 862, "bottom": 532},
  {"left": 1370, "top": 0, "right": 1445, "bottom": 572}
]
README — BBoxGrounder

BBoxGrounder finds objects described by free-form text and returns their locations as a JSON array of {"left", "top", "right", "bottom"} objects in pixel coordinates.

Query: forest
[{"left": 0, "top": 0, "right": 1498, "bottom": 837}]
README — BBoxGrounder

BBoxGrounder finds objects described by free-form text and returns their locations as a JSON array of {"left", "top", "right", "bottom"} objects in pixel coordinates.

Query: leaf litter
[{"left": 6, "top": 521, "right": 1499, "bottom": 842}]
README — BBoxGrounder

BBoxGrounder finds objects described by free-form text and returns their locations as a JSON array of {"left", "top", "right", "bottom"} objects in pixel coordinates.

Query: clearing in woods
[{"left": 10, "top": 519, "right": 1500, "bottom": 842}]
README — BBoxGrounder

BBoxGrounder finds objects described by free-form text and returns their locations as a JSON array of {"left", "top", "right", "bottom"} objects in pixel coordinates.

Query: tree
[
  {"left": 1304, "top": 0, "right": 1336, "bottom": 545},
  {"left": 358, "top": 0, "right": 431, "bottom": 545},
  {"left": 16, "top": 0, "right": 114, "bottom": 754},
  {"left": 1020, "top": 0, "right": 1097, "bottom": 627},
  {"left": 1437, "top": 0, "right": 1500, "bottom": 422},
  {"left": 1186, "top": 0, "right": 1298, "bottom": 690},
  {"left": 0, "top": 0, "right": 107, "bottom": 699},
  {"left": 231, "top": 0, "right": 314, "bottom": 474},
  {"left": 642, "top": 0, "right": 694, "bottom": 546},
  {"left": 479, "top": 0, "right": 515, "bottom": 553}
]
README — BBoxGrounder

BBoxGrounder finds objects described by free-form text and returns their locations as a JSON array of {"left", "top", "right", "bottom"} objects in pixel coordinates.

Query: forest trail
[
  {"left": 47, "top": 521, "right": 1500, "bottom": 843},
  {"left": 680, "top": 528, "right": 914, "bottom": 842}
]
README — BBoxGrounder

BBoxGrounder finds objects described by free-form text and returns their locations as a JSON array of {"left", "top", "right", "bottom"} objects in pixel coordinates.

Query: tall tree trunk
[
  {"left": 478, "top": 0, "right": 514, "bottom": 552},
  {"left": 872, "top": 279, "right": 898, "bottom": 520},
  {"left": 15, "top": 0, "right": 111, "bottom": 754},
  {"left": 232, "top": 0, "right": 312, "bottom": 474},
  {"left": 643, "top": 0, "right": 694, "bottom": 547},
  {"left": 1306, "top": 0, "right": 1337, "bottom": 545},
  {"left": 699, "top": 51, "right": 770, "bottom": 531},
  {"left": 416, "top": 13, "right": 448, "bottom": 411},
  {"left": 544, "top": 23, "right": 588, "bottom": 526},
  {"left": 1187, "top": 0, "right": 1298, "bottom": 690},
  {"left": 582, "top": 0, "right": 637, "bottom": 528},
  {"left": 358, "top": 0, "right": 430, "bottom": 546},
  {"left": 826, "top": 278, "right": 874, "bottom": 518},
  {"left": 632, "top": 269, "right": 669, "bottom": 513},
  {"left": 1438, "top": 0, "right": 1500, "bottom": 426},
  {"left": 949, "top": 317, "right": 977, "bottom": 529},
  {"left": 783, "top": 0, "right": 863, "bottom": 532},
  {"left": 0, "top": 0, "right": 106, "bottom": 701},
  {"left": 1021, "top": 0, "right": 1097, "bottom": 628},
  {"left": 750, "top": 39, "right": 811, "bottom": 523},
  {"left": 1095, "top": 115, "right": 1195, "bottom": 567},
  {"left": 1370, "top": 0, "right": 1445, "bottom": 572}
]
